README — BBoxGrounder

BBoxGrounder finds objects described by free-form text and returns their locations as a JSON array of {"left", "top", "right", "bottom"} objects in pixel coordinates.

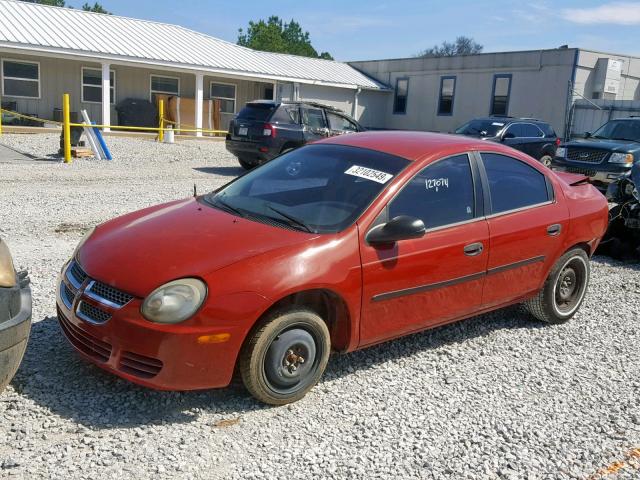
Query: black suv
[
  {"left": 455, "top": 116, "right": 559, "bottom": 166},
  {"left": 226, "top": 101, "right": 364, "bottom": 169},
  {"left": 551, "top": 117, "right": 640, "bottom": 191}
]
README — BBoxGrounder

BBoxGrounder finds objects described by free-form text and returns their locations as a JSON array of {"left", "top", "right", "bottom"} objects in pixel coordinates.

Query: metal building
[{"left": 349, "top": 48, "right": 640, "bottom": 136}]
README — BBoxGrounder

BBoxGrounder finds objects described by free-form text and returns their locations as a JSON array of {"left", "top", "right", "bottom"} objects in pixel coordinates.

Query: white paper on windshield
[
  {"left": 345, "top": 165, "right": 393, "bottom": 184},
  {"left": 491, "top": 122, "right": 504, "bottom": 126}
]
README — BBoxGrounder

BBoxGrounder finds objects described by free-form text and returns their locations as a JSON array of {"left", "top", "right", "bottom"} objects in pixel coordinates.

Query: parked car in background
[
  {"left": 0, "top": 238, "right": 31, "bottom": 394},
  {"left": 552, "top": 117, "right": 640, "bottom": 191},
  {"left": 455, "top": 116, "right": 559, "bottom": 166},
  {"left": 226, "top": 100, "right": 364, "bottom": 169},
  {"left": 57, "top": 131, "right": 607, "bottom": 405}
]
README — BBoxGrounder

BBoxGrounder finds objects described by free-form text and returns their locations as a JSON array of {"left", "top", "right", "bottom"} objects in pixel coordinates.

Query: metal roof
[{"left": 0, "top": 0, "right": 385, "bottom": 90}]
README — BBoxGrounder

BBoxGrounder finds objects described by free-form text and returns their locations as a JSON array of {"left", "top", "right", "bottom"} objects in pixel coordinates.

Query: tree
[
  {"left": 18, "top": 0, "right": 111, "bottom": 14},
  {"left": 418, "top": 36, "right": 483, "bottom": 57},
  {"left": 238, "top": 16, "right": 333, "bottom": 60}
]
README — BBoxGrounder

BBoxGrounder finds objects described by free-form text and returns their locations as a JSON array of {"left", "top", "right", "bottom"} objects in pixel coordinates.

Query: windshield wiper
[
  {"left": 211, "top": 196, "right": 245, "bottom": 217},
  {"left": 266, "top": 205, "right": 314, "bottom": 233}
]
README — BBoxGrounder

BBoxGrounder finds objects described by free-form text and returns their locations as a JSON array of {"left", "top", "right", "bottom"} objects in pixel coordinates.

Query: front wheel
[
  {"left": 525, "top": 248, "right": 590, "bottom": 324},
  {"left": 239, "top": 308, "right": 330, "bottom": 405}
]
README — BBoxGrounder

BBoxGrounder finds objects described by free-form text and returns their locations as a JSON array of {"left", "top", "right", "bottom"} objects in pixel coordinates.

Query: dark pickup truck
[{"left": 552, "top": 117, "right": 640, "bottom": 191}]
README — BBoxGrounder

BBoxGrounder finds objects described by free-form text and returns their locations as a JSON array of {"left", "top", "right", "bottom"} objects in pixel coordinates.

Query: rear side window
[
  {"left": 389, "top": 154, "right": 475, "bottom": 229},
  {"left": 481, "top": 153, "right": 549, "bottom": 214},
  {"left": 237, "top": 104, "right": 275, "bottom": 121},
  {"left": 302, "top": 107, "right": 326, "bottom": 129},
  {"left": 540, "top": 124, "right": 556, "bottom": 137},
  {"left": 271, "top": 105, "right": 300, "bottom": 124}
]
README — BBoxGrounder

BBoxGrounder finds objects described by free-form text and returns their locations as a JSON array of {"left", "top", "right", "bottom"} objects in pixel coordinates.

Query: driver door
[{"left": 359, "top": 154, "right": 489, "bottom": 346}]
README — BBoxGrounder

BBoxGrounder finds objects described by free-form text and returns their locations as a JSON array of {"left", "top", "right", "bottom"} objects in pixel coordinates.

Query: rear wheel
[
  {"left": 525, "top": 248, "right": 590, "bottom": 324},
  {"left": 239, "top": 308, "right": 330, "bottom": 405},
  {"left": 540, "top": 155, "right": 553, "bottom": 168},
  {"left": 238, "top": 158, "right": 255, "bottom": 170}
]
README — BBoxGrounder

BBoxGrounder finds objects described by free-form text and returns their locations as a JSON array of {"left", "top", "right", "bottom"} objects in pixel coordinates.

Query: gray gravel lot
[{"left": 0, "top": 133, "right": 639, "bottom": 480}]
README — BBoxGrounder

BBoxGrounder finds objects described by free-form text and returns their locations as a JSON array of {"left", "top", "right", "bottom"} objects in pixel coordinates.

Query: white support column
[
  {"left": 195, "top": 73, "right": 204, "bottom": 137},
  {"left": 353, "top": 87, "right": 361, "bottom": 119},
  {"left": 272, "top": 82, "right": 277, "bottom": 100},
  {"left": 101, "top": 62, "right": 111, "bottom": 132}
]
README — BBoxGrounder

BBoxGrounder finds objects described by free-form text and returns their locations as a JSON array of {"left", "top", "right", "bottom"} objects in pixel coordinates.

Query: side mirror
[
  {"left": 366, "top": 215, "right": 426, "bottom": 245},
  {"left": 584, "top": 131, "right": 592, "bottom": 138}
]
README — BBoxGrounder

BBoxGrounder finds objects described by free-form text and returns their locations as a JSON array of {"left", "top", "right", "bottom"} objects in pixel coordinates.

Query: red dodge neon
[{"left": 56, "top": 131, "right": 608, "bottom": 405}]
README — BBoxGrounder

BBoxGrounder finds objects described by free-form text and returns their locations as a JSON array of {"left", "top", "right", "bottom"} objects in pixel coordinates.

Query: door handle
[
  {"left": 464, "top": 242, "right": 484, "bottom": 256},
  {"left": 547, "top": 224, "right": 562, "bottom": 236}
]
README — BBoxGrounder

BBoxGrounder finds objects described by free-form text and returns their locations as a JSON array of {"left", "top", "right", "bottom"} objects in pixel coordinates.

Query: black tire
[
  {"left": 239, "top": 308, "right": 330, "bottom": 405},
  {"left": 540, "top": 155, "right": 553, "bottom": 168},
  {"left": 525, "top": 248, "right": 590, "bottom": 324},
  {"left": 238, "top": 158, "right": 255, "bottom": 170}
]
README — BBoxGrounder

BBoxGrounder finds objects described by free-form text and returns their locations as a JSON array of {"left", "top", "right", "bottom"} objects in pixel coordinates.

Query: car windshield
[
  {"left": 236, "top": 104, "right": 276, "bottom": 121},
  {"left": 455, "top": 119, "right": 505, "bottom": 137},
  {"left": 592, "top": 120, "right": 640, "bottom": 142},
  {"left": 203, "top": 144, "right": 410, "bottom": 233}
]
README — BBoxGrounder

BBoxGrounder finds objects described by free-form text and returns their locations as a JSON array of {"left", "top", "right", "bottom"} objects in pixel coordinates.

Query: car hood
[
  {"left": 563, "top": 138, "right": 640, "bottom": 153},
  {"left": 78, "top": 197, "right": 317, "bottom": 297}
]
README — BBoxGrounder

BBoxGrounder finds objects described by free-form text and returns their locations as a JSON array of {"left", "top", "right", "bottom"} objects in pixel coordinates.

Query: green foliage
[
  {"left": 238, "top": 16, "right": 333, "bottom": 60},
  {"left": 18, "top": 0, "right": 111, "bottom": 14},
  {"left": 81, "top": 2, "right": 110, "bottom": 13},
  {"left": 418, "top": 36, "right": 483, "bottom": 57},
  {"left": 18, "top": 0, "right": 66, "bottom": 6}
]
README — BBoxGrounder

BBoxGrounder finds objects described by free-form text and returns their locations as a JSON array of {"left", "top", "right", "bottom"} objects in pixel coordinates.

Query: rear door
[
  {"left": 301, "top": 107, "right": 330, "bottom": 142},
  {"left": 520, "top": 123, "right": 547, "bottom": 159},
  {"left": 500, "top": 123, "right": 527, "bottom": 153},
  {"left": 478, "top": 152, "right": 569, "bottom": 307}
]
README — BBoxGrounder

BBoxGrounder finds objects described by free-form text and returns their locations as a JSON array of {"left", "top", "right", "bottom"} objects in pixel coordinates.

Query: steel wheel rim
[
  {"left": 262, "top": 326, "right": 321, "bottom": 395},
  {"left": 554, "top": 256, "right": 587, "bottom": 315}
]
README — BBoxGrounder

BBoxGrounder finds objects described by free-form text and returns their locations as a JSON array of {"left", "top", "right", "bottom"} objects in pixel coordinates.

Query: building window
[
  {"left": 490, "top": 74, "right": 511, "bottom": 116},
  {"left": 81, "top": 67, "right": 115, "bottom": 104},
  {"left": 2, "top": 59, "right": 40, "bottom": 98},
  {"left": 393, "top": 78, "right": 409, "bottom": 114},
  {"left": 438, "top": 76, "right": 456, "bottom": 116},
  {"left": 150, "top": 75, "right": 180, "bottom": 103},
  {"left": 210, "top": 83, "right": 236, "bottom": 114}
]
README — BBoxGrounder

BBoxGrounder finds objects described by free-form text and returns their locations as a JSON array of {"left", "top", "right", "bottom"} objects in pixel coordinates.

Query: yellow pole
[
  {"left": 158, "top": 99, "right": 164, "bottom": 143},
  {"left": 63, "top": 93, "right": 72, "bottom": 163}
]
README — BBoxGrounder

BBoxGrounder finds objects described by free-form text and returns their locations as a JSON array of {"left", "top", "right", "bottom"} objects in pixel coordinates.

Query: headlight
[
  {"left": 73, "top": 227, "right": 96, "bottom": 257},
  {"left": 0, "top": 239, "right": 16, "bottom": 288},
  {"left": 556, "top": 147, "right": 566, "bottom": 158},
  {"left": 609, "top": 153, "right": 634, "bottom": 165},
  {"left": 141, "top": 278, "right": 207, "bottom": 324}
]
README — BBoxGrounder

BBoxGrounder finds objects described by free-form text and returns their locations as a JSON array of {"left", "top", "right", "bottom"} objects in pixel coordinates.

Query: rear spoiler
[{"left": 554, "top": 171, "right": 590, "bottom": 186}]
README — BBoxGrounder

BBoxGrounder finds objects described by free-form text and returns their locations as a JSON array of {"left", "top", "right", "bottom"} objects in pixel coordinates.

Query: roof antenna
[{"left": 193, "top": 183, "right": 197, "bottom": 197}]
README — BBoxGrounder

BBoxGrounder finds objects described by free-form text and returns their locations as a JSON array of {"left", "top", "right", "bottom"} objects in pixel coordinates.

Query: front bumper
[
  {"left": 225, "top": 138, "right": 278, "bottom": 165},
  {"left": 55, "top": 263, "right": 246, "bottom": 391},
  {"left": 551, "top": 158, "right": 631, "bottom": 190},
  {"left": 0, "top": 271, "right": 32, "bottom": 391}
]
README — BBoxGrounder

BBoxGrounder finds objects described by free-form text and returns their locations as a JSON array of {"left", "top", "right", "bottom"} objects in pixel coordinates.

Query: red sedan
[{"left": 56, "top": 131, "right": 608, "bottom": 405}]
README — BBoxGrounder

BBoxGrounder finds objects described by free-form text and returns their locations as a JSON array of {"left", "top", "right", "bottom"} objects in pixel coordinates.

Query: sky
[{"left": 65, "top": 0, "right": 640, "bottom": 61}]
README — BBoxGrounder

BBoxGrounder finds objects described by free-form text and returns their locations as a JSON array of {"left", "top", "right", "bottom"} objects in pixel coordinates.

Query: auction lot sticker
[{"left": 345, "top": 165, "right": 393, "bottom": 184}]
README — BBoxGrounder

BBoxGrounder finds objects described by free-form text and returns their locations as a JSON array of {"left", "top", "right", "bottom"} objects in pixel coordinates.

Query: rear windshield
[
  {"left": 236, "top": 104, "right": 276, "bottom": 122},
  {"left": 455, "top": 119, "right": 505, "bottom": 137}
]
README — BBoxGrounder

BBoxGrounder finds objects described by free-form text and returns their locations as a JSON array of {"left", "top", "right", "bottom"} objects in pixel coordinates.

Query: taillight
[
  {"left": 555, "top": 138, "right": 561, "bottom": 146},
  {"left": 262, "top": 123, "right": 276, "bottom": 138}
]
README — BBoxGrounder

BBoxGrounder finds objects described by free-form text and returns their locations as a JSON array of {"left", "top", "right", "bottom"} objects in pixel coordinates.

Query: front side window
[
  {"left": 211, "top": 83, "right": 236, "bottom": 114},
  {"left": 389, "top": 154, "right": 475, "bottom": 229},
  {"left": 327, "top": 112, "right": 358, "bottom": 133},
  {"left": 503, "top": 123, "right": 523, "bottom": 138},
  {"left": 82, "top": 68, "right": 115, "bottom": 104},
  {"left": 438, "top": 76, "right": 456, "bottom": 115},
  {"left": 2, "top": 60, "right": 39, "bottom": 98},
  {"left": 204, "top": 144, "right": 409, "bottom": 233},
  {"left": 481, "top": 153, "right": 549, "bottom": 214},
  {"left": 521, "top": 124, "right": 544, "bottom": 138},
  {"left": 150, "top": 75, "right": 179, "bottom": 103},
  {"left": 491, "top": 74, "right": 511, "bottom": 116},
  {"left": 456, "top": 118, "right": 506, "bottom": 137},
  {"left": 393, "top": 78, "right": 409, "bottom": 114}
]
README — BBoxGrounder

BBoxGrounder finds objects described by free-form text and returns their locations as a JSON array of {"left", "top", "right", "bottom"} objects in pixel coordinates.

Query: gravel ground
[{"left": 0, "top": 133, "right": 639, "bottom": 480}]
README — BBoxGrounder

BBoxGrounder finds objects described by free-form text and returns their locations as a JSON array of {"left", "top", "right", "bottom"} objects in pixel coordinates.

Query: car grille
[
  {"left": 66, "top": 260, "right": 88, "bottom": 288},
  {"left": 86, "top": 281, "right": 133, "bottom": 308},
  {"left": 566, "top": 149, "right": 608, "bottom": 164},
  {"left": 58, "top": 307, "right": 112, "bottom": 362},
  {"left": 119, "top": 351, "right": 163, "bottom": 378},
  {"left": 565, "top": 167, "right": 598, "bottom": 177},
  {"left": 76, "top": 301, "right": 112, "bottom": 325},
  {"left": 60, "top": 282, "right": 75, "bottom": 309}
]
